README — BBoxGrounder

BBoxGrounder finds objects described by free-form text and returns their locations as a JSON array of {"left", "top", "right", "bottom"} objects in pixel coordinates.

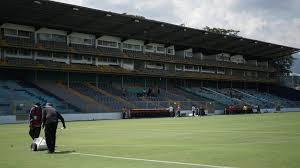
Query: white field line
[{"left": 70, "top": 152, "right": 237, "bottom": 168}]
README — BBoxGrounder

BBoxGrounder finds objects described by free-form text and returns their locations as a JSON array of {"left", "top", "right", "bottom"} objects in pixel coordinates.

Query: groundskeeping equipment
[
  {"left": 31, "top": 137, "right": 47, "bottom": 151},
  {"left": 31, "top": 127, "right": 65, "bottom": 151}
]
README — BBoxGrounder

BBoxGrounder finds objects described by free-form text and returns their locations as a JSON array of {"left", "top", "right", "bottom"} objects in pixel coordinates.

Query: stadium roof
[{"left": 0, "top": 0, "right": 299, "bottom": 60}]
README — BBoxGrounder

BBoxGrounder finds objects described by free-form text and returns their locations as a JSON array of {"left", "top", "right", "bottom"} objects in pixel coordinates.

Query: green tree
[
  {"left": 270, "top": 55, "right": 294, "bottom": 76},
  {"left": 203, "top": 26, "right": 240, "bottom": 36}
]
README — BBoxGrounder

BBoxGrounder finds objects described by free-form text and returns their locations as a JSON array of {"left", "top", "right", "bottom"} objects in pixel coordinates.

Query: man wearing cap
[
  {"left": 42, "top": 103, "right": 66, "bottom": 153},
  {"left": 28, "top": 103, "right": 42, "bottom": 140}
]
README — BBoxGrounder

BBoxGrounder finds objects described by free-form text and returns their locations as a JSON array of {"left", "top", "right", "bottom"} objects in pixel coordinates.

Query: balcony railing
[
  {"left": 0, "top": 57, "right": 277, "bottom": 83},
  {"left": 0, "top": 38, "right": 275, "bottom": 73}
]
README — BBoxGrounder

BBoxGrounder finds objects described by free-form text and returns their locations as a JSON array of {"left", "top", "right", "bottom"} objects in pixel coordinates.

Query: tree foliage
[
  {"left": 203, "top": 26, "right": 240, "bottom": 36},
  {"left": 270, "top": 55, "right": 295, "bottom": 76}
]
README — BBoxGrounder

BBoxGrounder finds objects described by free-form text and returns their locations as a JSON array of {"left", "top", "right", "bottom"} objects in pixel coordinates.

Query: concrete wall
[
  {"left": 98, "top": 35, "right": 121, "bottom": 43},
  {"left": 0, "top": 113, "right": 121, "bottom": 124},
  {"left": 0, "top": 115, "right": 16, "bottom": 124},
  {"left": 36, "top": 28, "right": 67, "bottom": 36},
  {"left": 69, "top": 32, "right": 95, "bottom": 40}
]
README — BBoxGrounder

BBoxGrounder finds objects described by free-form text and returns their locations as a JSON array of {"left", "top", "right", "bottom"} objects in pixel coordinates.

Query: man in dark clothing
[
  {"left": 42, "top": 103, "right": 66, "bottom": 153},
  {"left": 29, "top": 103, "right": 42, "bottom": 140}
]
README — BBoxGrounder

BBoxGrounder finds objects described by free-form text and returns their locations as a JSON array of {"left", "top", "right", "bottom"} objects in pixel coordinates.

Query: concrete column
[
  {"left": 96, "top": 74, "right": 99, "bottom": 88},
  {"left": 67, "top": 72, "right": 70, "bottom": 89},
  {"left": 121, "top": 76, "right": 124, "bottom": 89},
  {"left": 165, "top": 78, "right": 168, "bottom": 91}
]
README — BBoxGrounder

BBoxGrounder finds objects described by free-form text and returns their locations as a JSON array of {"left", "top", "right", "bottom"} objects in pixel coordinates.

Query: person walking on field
[
  {"left": 29, "top": 103, "right": 42, "bottom": 140},
  {"left": 192, "top": 105, "right": 196, "bottom": 117},
  {"left": 42, "top": 103, "right": 66, "bottom": 153}
]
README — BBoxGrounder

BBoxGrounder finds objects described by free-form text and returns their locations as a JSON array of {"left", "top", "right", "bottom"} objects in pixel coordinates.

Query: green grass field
[{"left": 0, "top": 112, "right": 300, "bottom": 168}]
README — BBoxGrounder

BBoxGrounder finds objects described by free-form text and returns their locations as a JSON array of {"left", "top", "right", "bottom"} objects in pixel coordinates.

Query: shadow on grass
[{"left": 54, "top": 150, "right": 76, "bottom": 154}]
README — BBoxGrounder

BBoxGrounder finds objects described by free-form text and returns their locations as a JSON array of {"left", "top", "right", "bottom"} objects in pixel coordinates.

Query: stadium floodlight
[{"left": 33, "top": 1, "right": 42, "bottom": 5}]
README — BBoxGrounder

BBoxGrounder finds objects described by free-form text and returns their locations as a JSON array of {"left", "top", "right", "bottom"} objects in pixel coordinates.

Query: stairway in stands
[
  {"left": 69, "top": 82, "right": 133, "bottom": 111},
  {"left": 85, "top": 83, "right": 135, "bottom": 109}
]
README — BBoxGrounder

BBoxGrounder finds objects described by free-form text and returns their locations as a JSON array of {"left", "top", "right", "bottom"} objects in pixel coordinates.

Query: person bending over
[
  {"left": 29, "top": 103, "right": 42, "bottom": 140},
  {"left": 42, "top": 103, "right": 66, "bottom": 153}
]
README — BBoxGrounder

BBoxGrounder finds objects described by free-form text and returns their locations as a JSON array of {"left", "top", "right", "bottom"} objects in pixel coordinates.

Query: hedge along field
[{"left": 0, "top": 112, "right": 300, "bottom": 168}]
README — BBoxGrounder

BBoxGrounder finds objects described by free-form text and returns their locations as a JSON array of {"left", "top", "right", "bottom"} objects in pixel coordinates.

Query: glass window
[
  {"left": 37, "top": 51, "right": 51, "bottom": 57},
  {"left": 134, "top": 44, "right": 141, "bottom": 50},
  {"left": 4, "top": 29, "right": 18, "bottom": 36},
  {"left": 72, "top": 55, "right": 82, "bottom": 60},
  {"left": 145, "top": 45, "right": 153, "bottom": 50},
  {"left": 38, "top": 33, "right": 52, "bottom": 41},
  {"left": 123, "top": 43, "right": 131, "bottom": 49},
  {"left": 52, "top": 34, "right": 66, "bottom": 42},
  {"left": 5, "top": 48, "right": 18, "bottom": 55},
  {"left": 175, "top": 65, "right": 183, "bottom": 70},
  {"left": 167, "top": 48, "right": 174, "bottom": 54},
  {"left": 109, "top": 58, "right": 118, "bottom": 63},
  {"left": 84, "top": 56, "right": 92, "bottom": 61},
  {"left": 97, "top": 57, "right": 106, "bottom": 62},
  {"left": 157, "top": 46, "right": 165, "bottom": 52},
  {"left": 185, "top": 65, "right": 193, "bottom": 70},
  {"left": 18, "top": 30, "right": 31, "bottom": 38},
  {"left": 98, "top": 40, "right": 118, "bottom": 48},
  {"left": 19, "top": 49, "right": 31, "bottom": 56},
  {"left": 70, "top": 36, "right": 82, "bottom": 44},
  {"left": 123, "top": 43, "right": 141, "bottom": 51},
  {"left": 185, "top": 51, "right": 193, "bottom": 57},
  {"left": 53, "top": 53, "right": 67, "bottom": 59},
  {"left": 84, "top": 39, "right": 92, "bottom": 45}
]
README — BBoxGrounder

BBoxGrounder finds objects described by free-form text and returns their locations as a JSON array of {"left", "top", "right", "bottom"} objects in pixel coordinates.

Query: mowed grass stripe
[{"left": 0, "top": 112, "right": 300, "bottom": 168}]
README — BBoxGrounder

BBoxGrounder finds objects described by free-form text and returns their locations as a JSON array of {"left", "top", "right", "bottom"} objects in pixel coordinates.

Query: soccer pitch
[{"left": 0, "top": 113, "right": 300, "bottom": 168}]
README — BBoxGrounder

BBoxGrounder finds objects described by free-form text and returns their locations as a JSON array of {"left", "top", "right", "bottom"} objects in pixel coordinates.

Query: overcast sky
[{"left": 53, "top": 0, "right": 300, "bottom": 71}]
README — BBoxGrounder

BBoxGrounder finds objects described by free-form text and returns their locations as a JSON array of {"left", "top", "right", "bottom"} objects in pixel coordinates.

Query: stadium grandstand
[{"left": 1, "top": 0, "right": 300, "bottom": 122}]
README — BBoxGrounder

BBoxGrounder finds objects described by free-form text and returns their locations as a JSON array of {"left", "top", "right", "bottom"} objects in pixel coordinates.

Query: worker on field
[
  {"left": 28, "top": 103, "right": 42, "bottom": 140},
  {"left": 42, "top": 103, "right": 66, "bottom": 153},
  {"left": 192, "top": 105, "right": 196, "bottom": 117},
  {"left": 199, "top": 105, "right": 205, "bottom": 117},
  {"left": 176, "top": 104, "right": 181, "bottom": 117},
  {"left": 168, "top": 105, "right": 174, "bottom": 117}
]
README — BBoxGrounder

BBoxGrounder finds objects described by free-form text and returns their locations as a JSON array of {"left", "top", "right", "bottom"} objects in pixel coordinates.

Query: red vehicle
[{"left": 224, "top": 105, "right": 253, "bottom": 115}]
